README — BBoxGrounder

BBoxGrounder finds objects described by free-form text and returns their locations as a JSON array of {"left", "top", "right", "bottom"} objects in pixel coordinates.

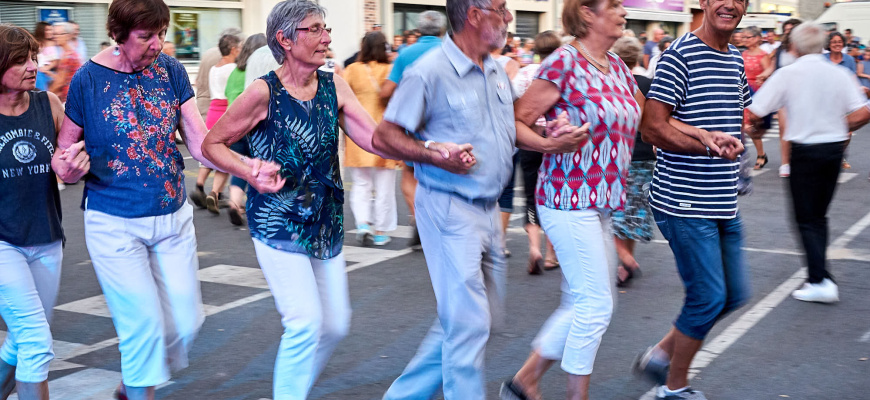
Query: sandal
[
  {"left": 842, "top": 159, "right": 852, "bottom": 169},
  {"left": 228, "top": 201, "right": 245, "bottom": 226},
  {"left": 754, "top": 154, "right": 768, "bottom": 170},
  {"left": 114, "top": 383, "right": 128, "bottom": 400},
  {"left": 527, "top": 254, "right": 543, "bottom": 275},
  {"left": 617, "top": 264, "right": 642, "bottom": 287},
  {"left": 543, "top": 259, "right": 560, "bottom": 270},
  {"left": 500, "top": 379, "right": 533, "bottom": 400}
]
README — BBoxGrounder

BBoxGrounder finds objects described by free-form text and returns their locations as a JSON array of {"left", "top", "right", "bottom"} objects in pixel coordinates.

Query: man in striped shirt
[{"left": 632, "top": 0, "right": 751, "bottom": 398}]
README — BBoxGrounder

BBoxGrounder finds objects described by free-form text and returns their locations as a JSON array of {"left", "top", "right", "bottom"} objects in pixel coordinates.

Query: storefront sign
[
  {"left": 623, "top": 0, "right": 684, "bottom": 12},
  {"left": 37, "top": 8, "right": 71, "bottom": 24},
  {"left": 171, "top": 11, "right": 200, "bottom": 60}
]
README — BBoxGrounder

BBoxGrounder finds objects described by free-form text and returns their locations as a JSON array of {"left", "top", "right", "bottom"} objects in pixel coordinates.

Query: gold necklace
[{"left": 575, "top": 40, "right": 610, "bottom": 73}]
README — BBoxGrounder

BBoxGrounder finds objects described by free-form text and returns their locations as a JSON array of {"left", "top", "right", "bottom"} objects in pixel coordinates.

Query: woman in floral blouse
[{"left": 50, "top": 0, "right": 282, "bottom": 399}]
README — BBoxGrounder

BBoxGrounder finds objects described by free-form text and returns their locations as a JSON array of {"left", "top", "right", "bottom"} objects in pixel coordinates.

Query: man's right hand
[
  {"left": 699, "top": 130, "right": 743, "bottom": 160},
  {"left": 428, "top": 142, "right": 476, "bottom": 174}
]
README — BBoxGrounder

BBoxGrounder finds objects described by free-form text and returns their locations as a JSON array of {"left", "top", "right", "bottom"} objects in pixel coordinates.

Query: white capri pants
[
  {"left": 252, "top": 239, "right": 351, "bottom": 400},
  {"left": 348, "top": 167, "right": 398, "bottom": 232},
  {"left": 0, "top": 240, "right": 62, "bottom": 383},
  {"left": 84, "top": 202, "right": 204, "bottom": 388},
  {"left": 534, "top": 207, "right": 616, "bottom": 375}
]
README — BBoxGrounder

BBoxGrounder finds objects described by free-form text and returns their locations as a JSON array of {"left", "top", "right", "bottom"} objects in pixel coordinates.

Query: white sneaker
[
  {"left": 779, "top": 164, "right": 790, "bottom": 178},
  {"left": 792, "top": 278, "right": 839, "bottom": 303}
]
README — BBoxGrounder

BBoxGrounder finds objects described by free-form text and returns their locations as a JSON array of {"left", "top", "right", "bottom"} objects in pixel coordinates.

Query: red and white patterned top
[{"left": 534, "top": 44, "right": 641, "bottom": 212}]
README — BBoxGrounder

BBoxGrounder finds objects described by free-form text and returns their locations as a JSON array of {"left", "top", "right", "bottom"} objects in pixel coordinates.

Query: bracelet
[
  {"left": 424, "top": 140, "right": 434, "bottom": 149},
  {"left": 705, "top": 146, "right": 713, "bottom": 158}
]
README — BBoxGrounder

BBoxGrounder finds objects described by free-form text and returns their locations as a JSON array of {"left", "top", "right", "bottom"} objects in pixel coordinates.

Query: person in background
[
  {"left": 510, "top": 30, "right": 562, "bottom": 275},
  {"left": 492, "top": 45, "right": 520, "bottom": 79},
  {"left": 243, "top": 44, "right": 280, "bottom": 88},
  {"left": 843, "top": 28, "right": 853, "bottom": 46},
  {"left": 747, "top": 22, "right": 870, "bottom": 303},
  {"left": 343, "top": 31, "right": 400, "bottom": 246},
  {"left": 643, "top": 27, "right": 664, "bottom": 69},
  {"left": 857, "top": 46, "right": 870, "bottom": 89},
  {"left": 162, "top": 40, "right": 176, "bottom": 57},
  {"left": 393, "top": 34, "right": 405, "bottom": 52},
  {"left": 517, "top": 37, "right": 535, "bottom": 66},
  {"left": 203, "top": 1, "right": 383, "bottom": 397},
  {"left": 824, "top": 31, "right": 857, "bottom": 170},
  {"left": 51, "top": 1, "right": 280, "bottom": 399},
  {"left": 379, "top": 10, "right": 447, "bottom": 249},
  {"left": 644, "top": 35, "right": 673, "bottom": 79},
  {"left": 189, "top": 28, "right": 242, "bottom": 211},
  {"left": 503, "top": 31, "right": 516, "bottom": 55},
  {"left": 202, "top": 33, "right": 242, "bottom": 215},
  {"left": 33, "top": 22, "right": 57, "bottom": 92},
  {"left": 68, "top": 21, "right": 88, "bottom": 64},
  {"left": 100, "top": 41, "right": 112, "bottom": 50},
  {"left": 0, "top": 24, "right": 66, "bottom": 400},
  {"left": 759, "top": 30, "right": 779, "bottom": 54},
  {"left": 223, "top": 33, "right": 267, "bottom": 226},
  {"left": 611, "top": 36, "right": 656, "bottom": 288},
  {"left": 742, "top": 26, "right": 772, "bottom": 170},
  {"left": 48, "top": 22, "right": 81, "bottom": 103},
  {"left": 319, "top": 47, "right": 343, "bottom": 75}
]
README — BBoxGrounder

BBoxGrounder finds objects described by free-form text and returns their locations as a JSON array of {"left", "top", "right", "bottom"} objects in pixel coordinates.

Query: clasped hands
[
  {"left": 243, "top": 157, "right": 285, "bottom": 193},
  {"left": 698, "top": 129, "right": 744, "bottom": 160},
  {"left": 430, "top": 111, "right": 589, "bottom": 174}
]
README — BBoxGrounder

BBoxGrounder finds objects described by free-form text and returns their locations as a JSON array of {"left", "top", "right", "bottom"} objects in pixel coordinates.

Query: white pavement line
[
  {"left": 688, "top": 269, "right": 807, "bottom": 376},
  {"left": 650, "top": 239, "right": 803, "bottom": 257},
  {"left": 749, "top": 168, "right": 770, "bottom": 177},
  {"left": 198, "top": 264, "right": 269, "bottom": 289},
  {"left": 203, "top": 291, "right": 273, "bottom": 316},
  {"left": 838, "top": 172, "right": 858, "bottom": 184},
  {"left": 829, "top": 210, "right": 870, "bottom": 250},
  {"left": 346, "top": 248, "right": 414, "bottom": 272},
  {"left": 54, "top": 295, "right": 111, "bottom": 318},
  {"left": 860, "top": 329, "right": 870, "bottom": 343}
]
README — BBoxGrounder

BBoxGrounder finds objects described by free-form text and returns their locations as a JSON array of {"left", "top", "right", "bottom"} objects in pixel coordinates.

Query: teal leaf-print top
[{"left": 246, "top": 70, "right": 344, "bottom": 260}]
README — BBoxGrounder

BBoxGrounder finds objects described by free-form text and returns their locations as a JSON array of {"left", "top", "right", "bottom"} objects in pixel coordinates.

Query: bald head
[{"left": 653, "top": 28, "right": 665, "bottom": 41}]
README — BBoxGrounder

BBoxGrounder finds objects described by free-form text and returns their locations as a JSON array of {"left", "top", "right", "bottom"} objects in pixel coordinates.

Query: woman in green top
[{"left": 224, "top": 33, "right": 267, "bottom": 225}]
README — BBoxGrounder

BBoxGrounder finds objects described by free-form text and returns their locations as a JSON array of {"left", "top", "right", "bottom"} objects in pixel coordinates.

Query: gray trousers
[{"left": 384, "top": 185, "right": 507, "bottom": 400}]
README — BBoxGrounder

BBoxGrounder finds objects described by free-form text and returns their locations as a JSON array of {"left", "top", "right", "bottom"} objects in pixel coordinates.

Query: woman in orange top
[{"left": 343, "top": 31, "right": 400, "bottom": 246}]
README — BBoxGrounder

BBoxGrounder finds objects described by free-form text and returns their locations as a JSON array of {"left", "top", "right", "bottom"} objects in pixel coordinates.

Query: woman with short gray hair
[{"left": 203, "top": 0, "right": 385, "bottom": 397}]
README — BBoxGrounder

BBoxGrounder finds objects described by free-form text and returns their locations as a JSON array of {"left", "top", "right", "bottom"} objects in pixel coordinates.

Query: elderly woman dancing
[
  {"left": 50, "top": 1, "right": 281, "bottom": 399},
  {"left": 501, "top": 0, "right": 644, "bottom": 398},
  {"left": 202, "top": 1, "right": 386, "bottom": 398},
  {"left": 0, "top": 25, "right": 66, "bottom": 400}
]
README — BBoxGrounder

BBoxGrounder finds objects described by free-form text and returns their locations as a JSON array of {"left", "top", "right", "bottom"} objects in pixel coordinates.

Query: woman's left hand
[{"left": 244, "top": 157, "right": 286, "bottom": 193}]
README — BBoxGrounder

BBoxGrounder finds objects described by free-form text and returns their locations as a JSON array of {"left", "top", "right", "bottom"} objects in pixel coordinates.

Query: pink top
[
  {"left": 743, "top": 51, "right": 765, "bottom": 91},
  {"left": 534, "top": 44, "right": 640, "bottom": 212}
]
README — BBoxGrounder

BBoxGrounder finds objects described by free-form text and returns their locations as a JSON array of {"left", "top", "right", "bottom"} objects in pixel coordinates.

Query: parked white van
[{"left": 815, "top": 2, "right": 870, "bottom": 45}]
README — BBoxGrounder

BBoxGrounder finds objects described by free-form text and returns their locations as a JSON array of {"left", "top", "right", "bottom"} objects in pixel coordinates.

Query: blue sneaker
[
  {"left": 632, "top": 346, "right": 670, "bottom": 385},
  {"left": 373, "top": 234, "right": 391, "bottom": 246},
  {"left": 356, "top": 224, "right": 373, "bottom": 244}
]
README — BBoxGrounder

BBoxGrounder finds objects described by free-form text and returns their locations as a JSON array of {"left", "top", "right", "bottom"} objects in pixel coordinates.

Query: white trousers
[
  {"left": 384, "top": 186, "right": 506, "bottom": 400},
  {"left": 252, "top": 240, "right": 351, "bottom": 400},
  {"left": 535, "top": 207, "right": 616, "bottom": 375},
  {"left": 84, "top": 203, "right": 204, "bottom": 387},
  {"left": 0, "top": 240, "right": 62, "bottom": 382},
  {"left": 348, "top": 167, "right": 398, "bottom": 232}
]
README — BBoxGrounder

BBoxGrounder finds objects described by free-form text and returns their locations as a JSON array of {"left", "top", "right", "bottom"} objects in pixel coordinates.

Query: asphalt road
[{"left": 3, "top": 125, "right": 870, "bottom": 400}]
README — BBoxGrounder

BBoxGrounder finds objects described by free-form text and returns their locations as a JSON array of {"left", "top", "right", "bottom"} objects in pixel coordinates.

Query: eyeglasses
[
  {"left": 295, "top": 25, "right": 332, "bottom": 37},
  {"left": 480, "top": 6, "right": 511, "bottom": 18}
]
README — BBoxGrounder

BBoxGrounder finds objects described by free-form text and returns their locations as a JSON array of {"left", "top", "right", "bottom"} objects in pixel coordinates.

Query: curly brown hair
[{"left": 107, "top": 0, "right": 170, "bottom": 44}]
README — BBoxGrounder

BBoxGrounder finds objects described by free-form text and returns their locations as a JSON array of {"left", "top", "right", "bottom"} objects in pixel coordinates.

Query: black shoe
[
  {"left": 228, "top": 203, "right": 244, "bottom": 226},
  {"left": 189, "top": 188, "right": 207, "bottom": 209},
  {"left": 499, "top": 379, "right": 530, "bottom": 400},
  {"left": 407, "top": 224, "right": 421, "bottom": 249},
  {"left": 632, "top": 346, "right": 670, "bottom": 385}
]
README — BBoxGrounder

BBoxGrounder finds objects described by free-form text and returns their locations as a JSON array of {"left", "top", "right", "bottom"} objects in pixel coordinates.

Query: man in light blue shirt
[{"left": 372, "top": 0, "right": 584, "bottom": 398}]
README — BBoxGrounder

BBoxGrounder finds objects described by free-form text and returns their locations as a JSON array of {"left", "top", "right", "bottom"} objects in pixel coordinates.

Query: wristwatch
[{"left": 424, "top": 140, "right": 434, "bottom": 149}]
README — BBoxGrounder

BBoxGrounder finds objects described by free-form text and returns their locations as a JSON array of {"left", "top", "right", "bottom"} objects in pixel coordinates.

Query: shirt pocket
[{"left": 447, "top": 92, "right": 483, "bottom": 134}]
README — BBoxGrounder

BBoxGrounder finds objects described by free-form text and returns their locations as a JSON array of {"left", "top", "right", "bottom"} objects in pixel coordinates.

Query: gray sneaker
[
  {"left": 656, "top": 387, "right": 707, "bottom": 400},
  {"left": 632, "top": 346, "right": 670, "bottom": 385}
]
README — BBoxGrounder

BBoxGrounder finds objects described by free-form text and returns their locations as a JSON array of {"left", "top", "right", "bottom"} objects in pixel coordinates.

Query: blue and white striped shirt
[{"left": 647, "top": 33, "right": 751, "bottom": 219}]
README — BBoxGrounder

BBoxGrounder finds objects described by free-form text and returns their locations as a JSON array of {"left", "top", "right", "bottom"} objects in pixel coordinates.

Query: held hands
[
  {"left": 56, "top": 141, "right": 90, "bottom": 183},
  {"left": 428, "top": 141, "right": 476, "bottom": 174},
  {"left": 243, "top": 157, "right": 286, "bottom": 193},
  {"left": 699, "top": 130, "right": 744, "bottom": 161},
  {"left": 545, "top": 111, "right": 591, "bottom": 153}
]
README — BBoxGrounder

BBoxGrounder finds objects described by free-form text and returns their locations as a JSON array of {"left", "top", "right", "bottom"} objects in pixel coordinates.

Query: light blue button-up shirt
[{"left": 383, "top": 35, "right": 516, "bottom": 203}]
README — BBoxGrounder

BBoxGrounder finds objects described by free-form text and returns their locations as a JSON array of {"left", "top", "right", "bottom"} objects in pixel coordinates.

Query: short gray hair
[
  {"left": 267, "top": 0, "right": 327, "bottom": 64},
  {"left": 790, "top": 22, "right": 827, "bottom": 56},
  {"left": 447, "top": 0, "right": 490, "bottom": 33},
  {"left": 743, "top": 26, "right": 761, "bottom": 38},
  {"left": 417, "top": 10, "right": 446, "bottom": 37},
  {"left": 612, "top": 37, "right": 643, "bottom": 69}
]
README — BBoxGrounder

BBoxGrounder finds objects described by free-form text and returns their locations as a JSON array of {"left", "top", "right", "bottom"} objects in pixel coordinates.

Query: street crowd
[{"left": 1, "top": 0, "right": 869, "bottom": 399}]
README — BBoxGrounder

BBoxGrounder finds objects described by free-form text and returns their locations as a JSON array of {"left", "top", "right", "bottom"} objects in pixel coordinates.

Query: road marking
[
  {"left": 749, "top": 168, "right": 770, "bottom": 177},
  {"left": 641, "top": 209, "right": 870, "bottom": 398},
  {"left": 860, "top": 329, "right": 870, "bottom": 343},
  {"left": 198, "top": 264, "right": 269, "bottom": 289},
  {"left": 838, "top": 172, "right": 858, "bottom": 184}
]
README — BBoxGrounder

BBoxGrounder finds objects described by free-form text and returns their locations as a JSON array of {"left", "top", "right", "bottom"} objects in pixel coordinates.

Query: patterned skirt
[{"left": 611, "top": 160, "right": 655, "bottom": 241}]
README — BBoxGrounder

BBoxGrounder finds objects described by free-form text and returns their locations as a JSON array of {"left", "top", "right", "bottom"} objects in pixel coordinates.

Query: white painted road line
[{"left": 860, "top": 329, "right": 870, "bottom": 343}]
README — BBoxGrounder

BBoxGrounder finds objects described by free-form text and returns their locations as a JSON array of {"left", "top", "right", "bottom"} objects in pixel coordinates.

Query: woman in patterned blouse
[
  {"left": 202, "top": 1, "right": 386, "bottom": 398},
  {"left": 501, "top": 0, "right": 644, "bottom": 398},
  {"left": 50, "top": 0, "right": 283, "bottom": 399}
]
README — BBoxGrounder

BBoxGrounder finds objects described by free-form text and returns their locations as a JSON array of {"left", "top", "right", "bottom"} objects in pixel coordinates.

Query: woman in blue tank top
[
  {"left": 0, "top": 25, "right": 66, "bottom": 400},
  {"left": 202, "top": 1, "right": 389, "bottom": 398}
]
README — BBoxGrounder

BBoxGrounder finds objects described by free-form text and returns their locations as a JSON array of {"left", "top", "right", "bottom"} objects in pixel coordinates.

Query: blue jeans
[{"left": 652, "top": 209, "right": 751, "bottom": 340}]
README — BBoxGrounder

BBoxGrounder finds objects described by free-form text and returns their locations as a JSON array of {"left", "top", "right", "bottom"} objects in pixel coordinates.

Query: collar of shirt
[
  {"left": 443, "top": 34, "right": 497, "bottom": 78},
  {"left": 416, "top": 36, "right": 441, "bottom": 45}
]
